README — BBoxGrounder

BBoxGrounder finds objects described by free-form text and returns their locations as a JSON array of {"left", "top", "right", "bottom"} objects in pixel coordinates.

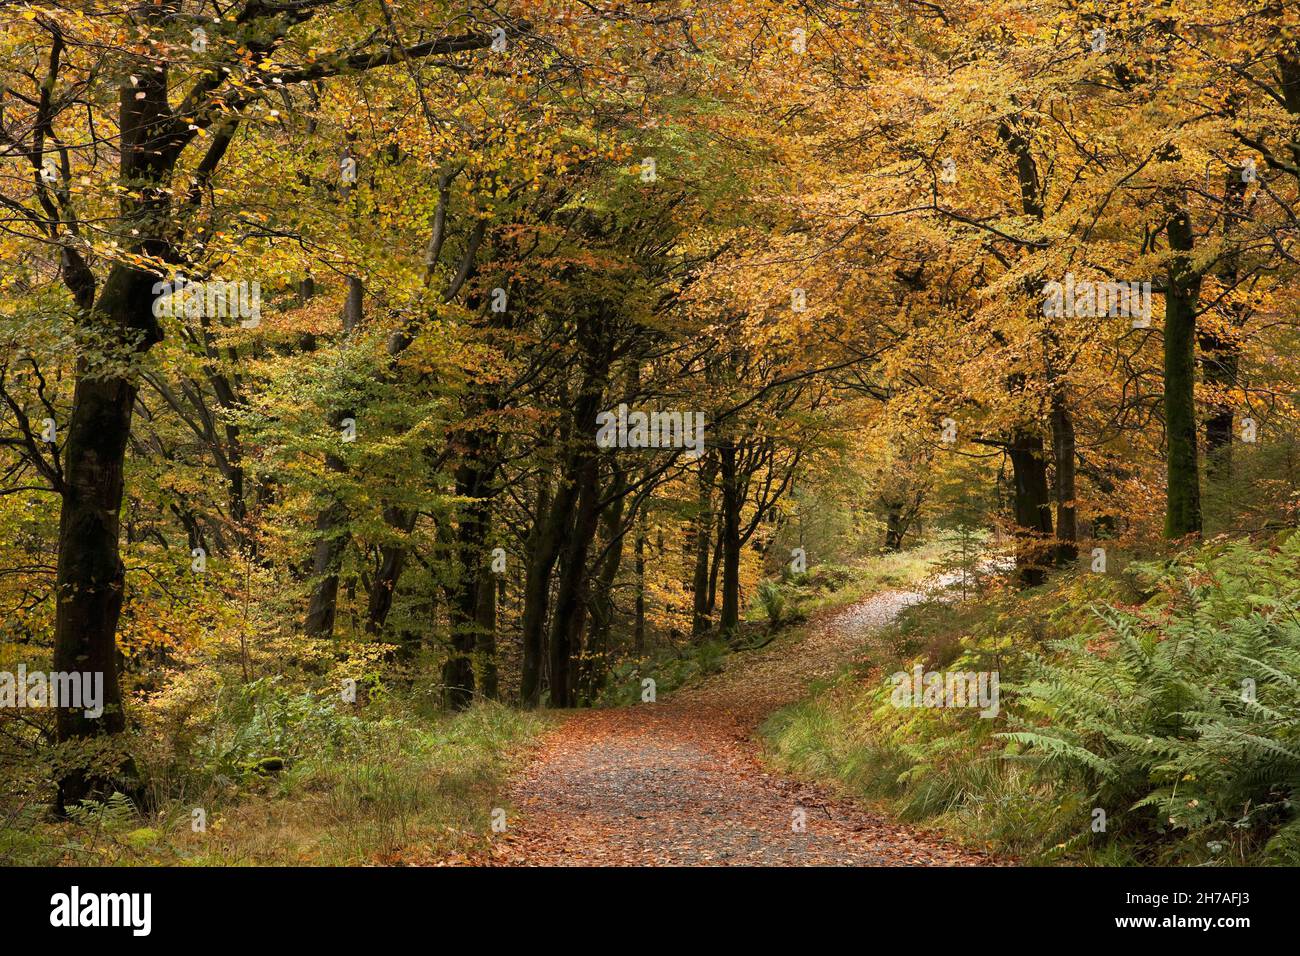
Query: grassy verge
[
  {"left": 762, "top": 533, "right": 1300, "bottom": 866},
  {"left": 1, "top": 699, "right": 546, "bottom": 866}
]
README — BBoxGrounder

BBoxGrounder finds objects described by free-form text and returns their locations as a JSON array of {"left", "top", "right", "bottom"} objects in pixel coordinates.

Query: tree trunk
[
  {"left": 1001, "top": 112, "right": 1076, "bottom": 569},
  {"left": 1008, "top": 428, "right": 1053, "bottom": 587},
  {"left": 522, "top": 366, "right": 605, "bottom": 705},
  {"left": 1199, "top": 333, "right": 1239, "bottom": 482},
  {"left": 546, "top": 456, "right": 601, "bottom": 708},
  {"left": 1164, "top": 206, "right": 1203, "bottom": 538},
  {"left": 303, "top": 488, "right": 348, "bottom": 636},
  {"left": 54, "top": 371, "right": 146, "bottom": 810},
  {"left": 476, "top": 558, "right": 498, "bottom": 701},
  {"left": 582, "top": 468, "right": 628, "bottom": 699},
  {"left": 442, "top": 462, "right": 490, "bottom": 710},
  {"left": 53, "top": 68, "right": 172, "bottom": 809},
  {"left": 365, "top": 506, "right": 415, "bottom": 637},
  {"left": 634, "top": 522, "right": 646, "bottom": 653},
  {"left": 520, "top": 478, "right": 557, "bottom": 707},
  {"left": 718, "top": 440, "right": 742, "bottom": 633},
  {"left": 442, "top": 427, "right": 501, "bottom": 709},
  {"left": 691, "top": 453, "right": 716, "bottom": 636},
  {"left": 706, "top": 509, "right": 722, "bottom": 617},
  {"left": 884, "top": 505, "right": 905, "bottom": 552}
]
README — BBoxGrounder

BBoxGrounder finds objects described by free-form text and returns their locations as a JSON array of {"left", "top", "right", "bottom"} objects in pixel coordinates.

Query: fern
[
  {"left": 66, "top": 791, "right": 137, "bottom": 832},
  {"left": 998, "top": 537, "right": 1300, "bottom": 862}
]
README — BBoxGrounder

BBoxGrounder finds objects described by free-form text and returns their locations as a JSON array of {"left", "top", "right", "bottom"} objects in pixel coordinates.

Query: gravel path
[{"left": 480, "top": 584, "right": 995, "bottom": 866}]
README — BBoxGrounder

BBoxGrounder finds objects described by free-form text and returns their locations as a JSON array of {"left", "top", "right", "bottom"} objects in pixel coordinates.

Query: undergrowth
[
  {"left": 0, "top": 664, "right": 545, "bottom": 866},
  {"left": 763, "top": 533, "right": 1300, "bottom": 866}
]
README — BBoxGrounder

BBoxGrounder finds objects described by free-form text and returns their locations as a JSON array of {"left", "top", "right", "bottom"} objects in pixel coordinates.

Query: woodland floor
[{"left": 463, "top": 585, "right": 998, "bottom": 866}]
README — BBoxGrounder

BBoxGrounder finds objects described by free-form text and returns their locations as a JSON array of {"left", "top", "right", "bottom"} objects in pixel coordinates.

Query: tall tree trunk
[
  {"left": 520, "top": 460, "right": 589, "bottom": 706},
  {"left": 706, "top": 509, "right": 722, "bottom": 616},
  {"left": 1008, "top": 428, "right": 1053, "bottom": 587},
  {"left": 54, "top": 361, "right": 147, "bottom": 810},
  {"left": 1164, "top": 205, "right": 1203, "bottom": 538},
  {"left": 476, "top": 557, "right": 499, "bottom": 701},
  {"left": 303, "top": 490, "right": 348, "bottom": 636},
  {"left": 547, "top": 456, "right": 601, "bottom": 708},
  {"left": 522, "top": 366, "right": 605, "bottom": 705},
  {"left": 633, "top": 521, "right": 646, "bottom": 653},
  {"left": 442, "top": 424, "right": 501, "bottom": 709},
  {"left": 718, "top": 439, "right": 742, "bottom": 633},
  {"left": 53, "top": 70, "right": 172, "bottom": 810},
  {"left": 442, "top": 462, "right": 491, "bottom": 710},
  {"left": 582, "top": 467, "right": 628, "bottom": 699},
  {"left": 691, "top": 453, "right": 717, "bottom": 636},
  {"left": 1199, "top": 331, "right": 1239, "bottom": 482},
  {"left": 520, "top": 478, "right": 556, "bottom": 706}
]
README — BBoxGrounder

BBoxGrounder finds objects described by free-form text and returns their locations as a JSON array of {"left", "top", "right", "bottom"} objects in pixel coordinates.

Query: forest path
[{"left": 480, "top": 585, "right": 993, "bottom": 865}]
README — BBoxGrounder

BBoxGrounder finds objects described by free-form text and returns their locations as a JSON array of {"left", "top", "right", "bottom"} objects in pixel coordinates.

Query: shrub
[
  {"left": 192, "top": 676, "right": 367, "bottom": 785},
  {"left": 764, "top": 534, "right": 1300, "bottom": 865},
  {"left": 599, "top": 637, "right": 730, "bottom": 706},
  {"left": 1004, "top": 542, "right": 1300, "bottom": 864}
]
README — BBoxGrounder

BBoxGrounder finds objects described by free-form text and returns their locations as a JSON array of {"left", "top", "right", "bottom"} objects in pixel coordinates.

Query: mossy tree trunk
[{"left": 1164, "top": 205, "right": 1203, "bottom": 538}]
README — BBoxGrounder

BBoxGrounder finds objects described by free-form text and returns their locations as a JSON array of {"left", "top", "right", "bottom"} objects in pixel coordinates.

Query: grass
[
  {"left": 0, "top": 532, "right": 982, "bottom": 865},
  {"left": 761, "top": 674, "right": 1071, "bottom": 861},
  {"left": 760, "top": 532, "right": 1300, "bottom": 866},
  {"left": 0, "top": 701, "right": 547, "bottom": 866},
  {"left": 757, "top": 547, "right": 1131, "bottom": 863}
]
